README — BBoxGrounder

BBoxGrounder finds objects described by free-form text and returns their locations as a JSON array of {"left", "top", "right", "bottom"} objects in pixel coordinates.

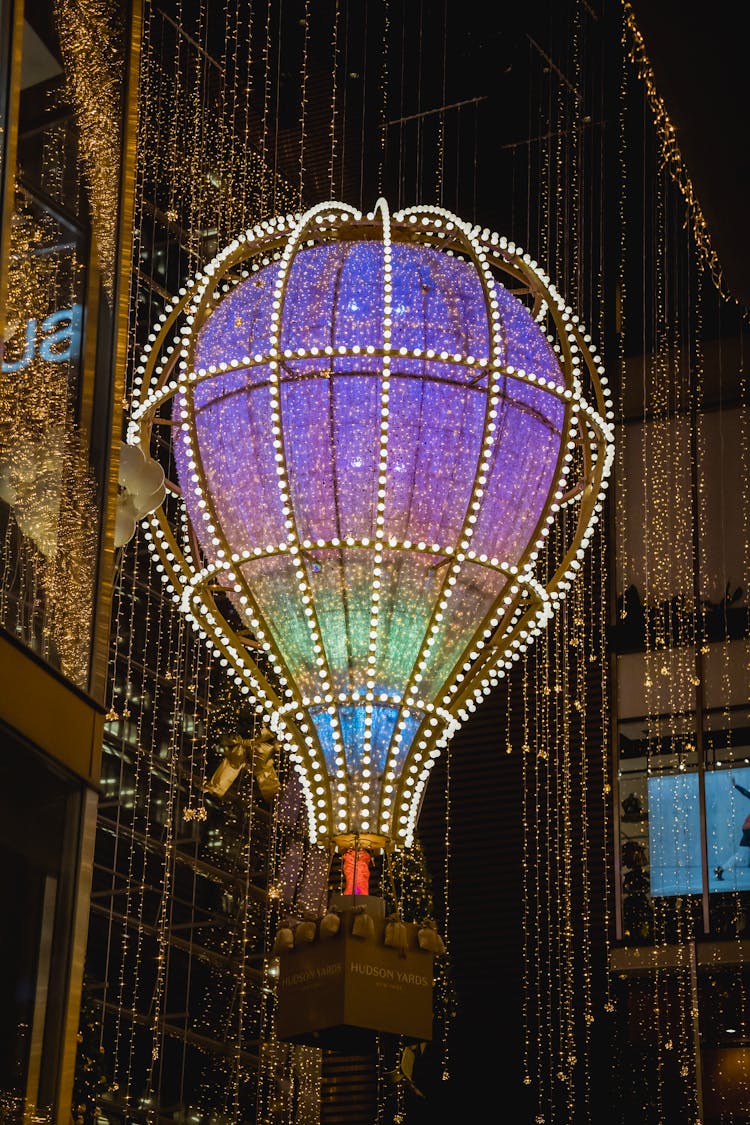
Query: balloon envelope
[{"left": 128, "top": 201, "right": 612, "bottom": 847}]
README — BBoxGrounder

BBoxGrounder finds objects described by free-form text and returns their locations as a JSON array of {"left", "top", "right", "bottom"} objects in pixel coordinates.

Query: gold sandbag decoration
[
  {"left": 417, "top": 918, "right": 446, "bottom": 955},
  {"left": 319, "top": 909, "right": 341, "bottom": 939},
  {"left": 351, "top": 907, "right": 375, "bottom": 941},
  {"left": 384, "top": 913, "right": 409, "bottom": 958},
  {"left": 294, "top": 919, "right": 317, "bottom": 945},
  {"left": 271, "top": 921, "right": 295, "bottom": 956}
]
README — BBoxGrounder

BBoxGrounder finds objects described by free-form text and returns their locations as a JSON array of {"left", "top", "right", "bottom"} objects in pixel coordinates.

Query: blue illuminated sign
[{"left": 1, "top": 304, "right": 82, "bottom": 373}]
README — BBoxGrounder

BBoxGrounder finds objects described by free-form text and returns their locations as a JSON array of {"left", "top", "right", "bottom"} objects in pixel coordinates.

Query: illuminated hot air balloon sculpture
[{"left": 126, "top": 198, "right": 613, "bottom": 1041}]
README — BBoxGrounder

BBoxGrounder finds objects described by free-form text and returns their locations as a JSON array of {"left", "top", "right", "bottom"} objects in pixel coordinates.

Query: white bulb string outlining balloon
[{"left": 126, "top": 197, "right": 614, "bottom": 855}]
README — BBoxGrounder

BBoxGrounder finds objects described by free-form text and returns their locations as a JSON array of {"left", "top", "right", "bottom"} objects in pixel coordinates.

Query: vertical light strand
[
  {"left": 230, "top": 769, "right": 256, "bottom": 1114},
  {"left": 258, "top": 731, "right": 289, "bottom": 1117},
  {"left": 414, "top": 0, "right": 424, "bottom": 203},
  {"left": 328, "top": 0, "right": 341, "bottom": 199},
  {"left": 542, "top": 559, "right": 558, "bottom": 1117},
  {"left": 599, "top": 518, "right": 616, "bottom": 1018},
  {"left": 615, "top": 2, "right": 632, "bottom": 657},
  {"left": 441, "top": 736, "right": 452, "bottom": 1083},
  {"left": 597, "top": 4, "right": 615, "bottom": 1037},
  {"left": 573, "top": 559, "right": 595, "bottom": 1118},
  {"left": 545, "top": 597, "right": 557, "bottom": 1099},
  {"left": 177, "top": 819, "right": 200, "bottom": 1111},
  {"left": 337, "top": 0, "right": 349, "bottom": 201},
  {"left": 570, "top": 10, "right": 595, "bottom": 1113},
  {"left": 559, "top": 561, "right": 576, "bottom": 1118},
  {"left": 98, "top": 551, "right": 130, "bottom": 1059},
  {"left": 239, "top": 0, "right": 256, "bottom": 220},
  {"left": 185, "top": 0, "right": 207, "bottom": 270},
  {"left": 530, "top": 639, "right": 549, "bottom": 1117},
  {"left": 222, "top": 0, "right": 241, "bottom": 241},
  {"left": 616, "top": 32, "right": 653, "bottom": 1087},
  {"left": 519, "top": 653, "right": 533, "bottom": 1089},
  {"left": 534, "top": 622, "right": 551, "bottom": 1118},
  {"left": 657, "top": 77, "right": 695, "bottom": 1121},
  {"left": 556, "top": 527, "right": 573, "bottom": 1115},
  {"left": 377, "top": 0, "right": 389, "bottom": 197},
  {"left": 105, "top": 556, "right": 127, "bottom": 724},
  {"left": 258, "top": 0, "right": 273, "bottom": 217},
  {"left": 732, "top": 326, "right": 750, "bottom": 1070},
  {"left": 435, "top": 0, "right": 447, "bottom": 207},
  {"left": 271, "top": 0, "right": 283, "bottom": 213},
  {"left": 196, "top": 647, "right": 213, "bottom": 818},
  {"left": 672, "top": 162, "right": 702, "bottom": 1118},
  {"left": 0, "top": 517, "right": 14, "bottom": 623},
  {"left": 108, "top": 532, "right": 143, "bottom": 1101},
  {"left": 396, "top": 8, "right": 406, "bottom": 212},
  {"left": 712, "top": 302, "right": 736, "bottom": 789},
  {"left": 122, "top": 547, "right": 161, "bottom": 1104},
  {"left": 183, "top": 628, "right": 207, "bottom": 820},
  {"left": 146, "top": 611, "right": 186, "bottom": 1097},
  {"left": 357, "top": 0, "right": 368, "bottom": 210},
  {"left": 740, "top": 326, "right": 750, "bottom": 709},
  {"left": 298, "top": 0, "right": 310, "bottom": 207},
  {"left": 648, "top": 112, "right": 670, "bottom": 1125}
]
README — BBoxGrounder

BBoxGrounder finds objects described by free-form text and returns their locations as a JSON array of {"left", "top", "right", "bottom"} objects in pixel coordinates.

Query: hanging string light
[
  {"left": 53, "top": 0, "right": 123, "bottom": 299},
  {"left": 621, "top": 0, "right": 728, "bottom": 305}
]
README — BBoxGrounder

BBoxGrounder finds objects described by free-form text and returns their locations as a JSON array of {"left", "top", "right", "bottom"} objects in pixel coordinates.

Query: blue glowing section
[{"left": 369, "top": 706, "right": 400, "bottom": 777}]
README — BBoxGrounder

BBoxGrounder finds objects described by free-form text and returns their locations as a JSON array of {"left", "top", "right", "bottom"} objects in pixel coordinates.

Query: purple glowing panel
[
  {"left": 176, "top": 377, "right": 285, "bottom": 550},
  {"left": 471, "top": 378, "right": 563, "bottom": 561},
  {"left": 280, "top": 373, "right": 381, "bottom": 543},
  {"left": 173, "top": 238, "right": 566, "bottom": 777}
]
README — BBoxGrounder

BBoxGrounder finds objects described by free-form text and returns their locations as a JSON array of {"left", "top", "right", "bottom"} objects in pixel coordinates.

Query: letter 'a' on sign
[{"left": 125, "top": 198, "right": 614, "bottom": 1044}]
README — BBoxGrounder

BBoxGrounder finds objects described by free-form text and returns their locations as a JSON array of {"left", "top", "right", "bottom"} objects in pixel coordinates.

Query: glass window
[
  {"left": 0, "top": 729, "right": 84, "bottom": 1121},
  {"left": 0, "top": 0, "right": 127, "bottom": 692}
]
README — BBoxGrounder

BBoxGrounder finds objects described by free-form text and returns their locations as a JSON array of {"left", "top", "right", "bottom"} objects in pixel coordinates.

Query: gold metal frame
[{"left": 128, "top": 200, "right": 613, "bottom": 850}]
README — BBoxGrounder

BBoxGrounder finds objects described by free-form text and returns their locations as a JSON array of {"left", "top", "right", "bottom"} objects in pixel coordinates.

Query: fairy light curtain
[
  {"left": 612, "top": 2, "right": 750, "bottom": 1121},
  {"left": 482, "top": 7, "right": 615, "bottom": 1115},
  {"left": 126, "top": 14, "right": 616, "bottom": 1121},
  {"left": 0, "top": 0, "right": 136, "bottom": 690},
  {"left": 69, "top": 0, "right": 676, "bottom": 1122},
  {"left": 74, "top": 2, "right": 317, "bottom": 1120}
]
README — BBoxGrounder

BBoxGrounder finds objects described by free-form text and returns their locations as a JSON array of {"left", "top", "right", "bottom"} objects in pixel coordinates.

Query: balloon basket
[{"left": 275, "top": 900, "right": 434, "bottom": 1048}]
